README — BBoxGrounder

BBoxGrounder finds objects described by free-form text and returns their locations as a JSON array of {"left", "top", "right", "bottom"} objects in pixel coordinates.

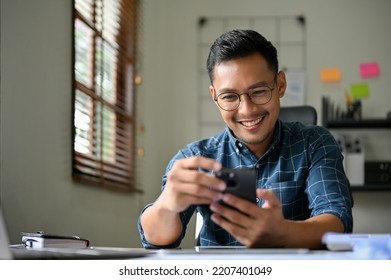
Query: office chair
[
  {"left": 195, "top": 212, "right": 203, "bottom": 246},
  {"left": 279, "top": 105, "right": 317, "bottom": 125}
]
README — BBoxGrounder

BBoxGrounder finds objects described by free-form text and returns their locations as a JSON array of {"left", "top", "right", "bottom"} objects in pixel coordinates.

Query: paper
[
  {"left": 360, "top": 62, "right": 380, "bottom": 78},
  {"left": 350, "top": 83, "right": 370, "bottom": 99},
  {"left": 282, "top": 69, "right": 306, "bottom": 106},
  {"left": 321, "top": 68, "right": 341, "bottom": 83}
]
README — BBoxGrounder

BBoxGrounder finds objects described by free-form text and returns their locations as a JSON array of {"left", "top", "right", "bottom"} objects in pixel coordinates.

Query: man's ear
[
  {"left": 209, "top": 85, "right": 216, "bottom": 100},
  {"left": 277, "top": 71, "right": 287, "bottom": 98}
]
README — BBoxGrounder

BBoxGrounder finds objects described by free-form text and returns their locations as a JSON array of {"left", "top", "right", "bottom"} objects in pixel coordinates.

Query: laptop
[{"left": 0, "top": 208, "right": 151, "bottom": 260}]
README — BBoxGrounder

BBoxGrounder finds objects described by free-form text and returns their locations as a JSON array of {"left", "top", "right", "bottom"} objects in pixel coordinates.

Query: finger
[
  {"left": 210, "top": 212, "right": 246, "bottom": 229},
  {"left": 218, "top": 193, "right": 259, "bottom": 217},
  {"left": 177, "top": 156, "right": 222, "bottom": 172},
  {"left": 168, "top": 181, "right": 224, "bottom": 202},
  {"left": 160, "top": 183, "right": 222, "bottom": 212},
  {"left": 170, "top": 159, "right": 226, "bottom": 191},
  {"left": 257, "top": 189, "right": 281, "bottom": 209},
  {"left": 210, "top": 213, "right": 251, "bottom": 244},
  {"left": 168, "top": 167, "right": 226, "bottom": 192},
  {"left": 210, "top": 201, "right": 252, "bottom": 227}
]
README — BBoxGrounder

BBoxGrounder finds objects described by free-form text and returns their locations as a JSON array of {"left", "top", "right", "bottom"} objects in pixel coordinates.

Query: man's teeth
[{"left": 241, "top": 118, "right": 262, "bottom": 127}]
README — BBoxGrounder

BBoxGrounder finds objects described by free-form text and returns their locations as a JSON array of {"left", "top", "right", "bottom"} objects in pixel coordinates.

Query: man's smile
[{"left": 238, "top": 115, "right": 266, "bottom": 129}]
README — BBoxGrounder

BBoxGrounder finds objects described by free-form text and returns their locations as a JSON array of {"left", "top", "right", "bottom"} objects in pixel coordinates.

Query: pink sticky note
[{"left": 360, "top": 62, "right": 380, "bottom": 78}]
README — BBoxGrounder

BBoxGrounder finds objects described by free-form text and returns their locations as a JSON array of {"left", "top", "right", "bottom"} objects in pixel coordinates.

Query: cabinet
[
  {"left": 323, "top": 119, "right": 391, "bottom": 129},
  {"left": 322, "top": 97, "right": 391, "bottom": 191}
]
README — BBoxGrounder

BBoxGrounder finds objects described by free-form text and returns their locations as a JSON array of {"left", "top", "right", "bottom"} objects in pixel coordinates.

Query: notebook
[{"left": 0, "top": 208, "right": 151, "bottom": 260}]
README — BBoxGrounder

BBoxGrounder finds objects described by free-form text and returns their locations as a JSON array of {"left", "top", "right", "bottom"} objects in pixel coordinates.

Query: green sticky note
[{"left": 350, "top": 83, "right": 370, "bottom": 99}]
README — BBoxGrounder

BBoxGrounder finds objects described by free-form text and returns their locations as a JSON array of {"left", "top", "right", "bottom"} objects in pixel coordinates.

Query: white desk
[{"left": 142, "top": 248, "right": 364, "bottom": 260}]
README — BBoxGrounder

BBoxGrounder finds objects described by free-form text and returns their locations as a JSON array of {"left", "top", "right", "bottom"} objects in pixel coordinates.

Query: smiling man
[{"left": 138, "top": 29, "right": 353, "bottom": 249}]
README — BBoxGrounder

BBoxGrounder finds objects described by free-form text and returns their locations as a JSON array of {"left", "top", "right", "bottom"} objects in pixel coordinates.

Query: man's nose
[{"left": 239, "top": 93, "right": 256, "bottom": 111}]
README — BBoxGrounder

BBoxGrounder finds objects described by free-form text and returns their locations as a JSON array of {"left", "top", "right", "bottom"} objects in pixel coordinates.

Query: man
[{"left": 138, "top": 29, "right": 353, "bottom": 249}]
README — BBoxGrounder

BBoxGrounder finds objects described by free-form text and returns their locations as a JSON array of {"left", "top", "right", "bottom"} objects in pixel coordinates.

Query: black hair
[{"left": 206, "top": 29, "right": 278, "bottom": 83}]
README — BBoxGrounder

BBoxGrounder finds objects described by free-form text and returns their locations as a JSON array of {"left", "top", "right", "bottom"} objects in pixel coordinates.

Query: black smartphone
[{"left": 215, "top": 168, "right": 257, "bottom": 206}]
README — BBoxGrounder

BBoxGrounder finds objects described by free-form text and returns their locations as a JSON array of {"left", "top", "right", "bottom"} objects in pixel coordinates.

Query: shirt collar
[
  {"left": 224, "top": 127, "right": 244, "bottom": 154},
  {"left": 224, "top": 120, "right": 282, "bottom": 156},
  {"left": 269, "top": 119, "right": 282, "bottom": 151}
]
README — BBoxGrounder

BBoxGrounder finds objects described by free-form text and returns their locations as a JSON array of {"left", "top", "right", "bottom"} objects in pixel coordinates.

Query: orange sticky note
[
  {"left": 360, "top": 62, "right": 380, "bottom": 78},
  {"left": 321, "top": 68, "right": 341, "bottom": 83}
]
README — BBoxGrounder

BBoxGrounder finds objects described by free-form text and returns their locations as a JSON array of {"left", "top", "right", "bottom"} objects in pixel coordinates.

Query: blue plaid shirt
[{"left": 138, "top": 120, "right": 353, "bottom": 248}]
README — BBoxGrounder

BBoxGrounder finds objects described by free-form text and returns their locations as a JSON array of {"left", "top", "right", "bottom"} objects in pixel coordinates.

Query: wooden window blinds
[{"left": 72, "top": 0, "right": 139, "bottom": 191}]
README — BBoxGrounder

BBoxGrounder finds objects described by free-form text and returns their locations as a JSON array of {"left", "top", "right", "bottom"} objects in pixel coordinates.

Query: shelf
[
  {"left": 351, "top": 185, "right": 391, "bottom": 191},
  {"left": 322, "top": 96, "right": 391, "bottom": 129},
  {"left": 321, "top": 97, "right": 391, "bottom": 193},
  {"left": 324, "top": 119, "right": 391, "bottom": 129}
]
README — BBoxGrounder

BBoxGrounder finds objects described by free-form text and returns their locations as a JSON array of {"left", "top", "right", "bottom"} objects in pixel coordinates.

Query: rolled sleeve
[
  {"left": 137, "top": 202, "right": 198, "bottom": 249},
  {"left": 306, "top": 127, "right": 353, "bottom": 232}
]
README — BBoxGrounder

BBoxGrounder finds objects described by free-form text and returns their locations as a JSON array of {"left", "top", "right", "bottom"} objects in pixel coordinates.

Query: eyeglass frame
[{"left": 213, "top": 74, "right": 278, "bottom": 111}]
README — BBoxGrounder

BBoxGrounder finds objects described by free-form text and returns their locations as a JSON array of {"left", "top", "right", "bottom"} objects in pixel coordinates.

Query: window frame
[{"left": 71, "top": 0, "right": 140, "bottom": 192}]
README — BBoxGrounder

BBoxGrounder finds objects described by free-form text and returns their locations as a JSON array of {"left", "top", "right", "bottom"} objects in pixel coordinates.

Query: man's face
[{"left": 210, "top": 53, "right": 286, "bottom": 156}]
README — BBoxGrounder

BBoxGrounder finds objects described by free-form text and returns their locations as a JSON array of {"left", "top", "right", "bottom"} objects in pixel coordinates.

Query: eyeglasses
[{"left": 214, "top": 76, "right": 277, "bottom": 111}]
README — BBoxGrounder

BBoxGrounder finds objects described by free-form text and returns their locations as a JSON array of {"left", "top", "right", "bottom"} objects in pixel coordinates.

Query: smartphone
[{"left": 215, "top": 168, "right": 257, "bottom": 206}]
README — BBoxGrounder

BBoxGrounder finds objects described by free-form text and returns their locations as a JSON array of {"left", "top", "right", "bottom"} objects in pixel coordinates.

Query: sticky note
[
  {"left": 321, "top": 68, "right": 341, "bottom": 83},
  {"left": 350, "top": 83, "right": 370, "bottom": 99},
  {"left": 360, "top": 62, "right": 380, "bottom": 78}
]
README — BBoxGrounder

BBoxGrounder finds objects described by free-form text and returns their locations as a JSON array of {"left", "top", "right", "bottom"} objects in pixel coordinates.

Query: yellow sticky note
[
  {"left": 321, "top": 68, "right": 342, "bottom": 83},
  {"left": 350, "top": 83, "right": 370, "bottom": 99}
]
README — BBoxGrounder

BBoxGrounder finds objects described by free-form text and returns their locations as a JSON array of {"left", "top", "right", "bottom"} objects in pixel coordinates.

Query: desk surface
[
  {"left": 7, "top": 245, "right": 388, "bottom": 260},
  {"left": 142, "top": 248, "right": 361, "bottom": 260}
]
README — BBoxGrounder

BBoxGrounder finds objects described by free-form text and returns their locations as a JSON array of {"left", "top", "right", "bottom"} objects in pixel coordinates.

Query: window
[{"left": 72, "top": 0, "right": 139, "bottom": 191}]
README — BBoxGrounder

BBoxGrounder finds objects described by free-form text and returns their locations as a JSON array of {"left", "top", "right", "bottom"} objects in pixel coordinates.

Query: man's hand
[
  {"left": 209, "top": 189, "right": 288, "bottom": 248},
  {"left": 159, "top": 156, "right": 226, "bottom": 213},
  {"left": 210, "top": 188, "right": 345, "bottom": 249},
  {"left": 140, "top": 156, "right": 226, "bottom": 246}
]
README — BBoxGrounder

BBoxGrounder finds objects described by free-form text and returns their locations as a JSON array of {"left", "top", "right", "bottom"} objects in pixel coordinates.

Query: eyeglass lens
[{"left": 217, "top": 87, "right": 273, "bottom": 111}]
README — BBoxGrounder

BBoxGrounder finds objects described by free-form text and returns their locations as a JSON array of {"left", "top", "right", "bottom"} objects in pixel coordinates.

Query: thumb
[{"left": 256, "top": 189, "right": 281, "bottom": 209}]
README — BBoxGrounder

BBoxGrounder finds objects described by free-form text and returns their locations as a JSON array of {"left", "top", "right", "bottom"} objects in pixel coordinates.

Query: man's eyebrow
[
  {"left": 248, "top": 81, "right": 269, "bottom": 89},
  {"left": 216, "top": 80, "right": 271, "bottom": 94},
  {"left": 217, "top": 87, "right": 237, "bottom": 93}
]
